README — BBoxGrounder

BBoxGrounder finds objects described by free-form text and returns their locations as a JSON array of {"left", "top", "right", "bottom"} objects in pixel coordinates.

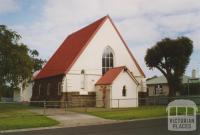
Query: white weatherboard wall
[
  {"left": 111, "top": 71, "right": 138, "bottom": 108},
  {"left": 64, "top": 74, "right": 100, "bottom": 94},
  {"left": 63, "top": 18, "right": 144, "bottom": 94}
]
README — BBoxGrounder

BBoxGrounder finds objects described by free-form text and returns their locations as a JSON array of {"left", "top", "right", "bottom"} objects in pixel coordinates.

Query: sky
[{"left": 0, "top": 0, "right": 200, "bottom": 78}]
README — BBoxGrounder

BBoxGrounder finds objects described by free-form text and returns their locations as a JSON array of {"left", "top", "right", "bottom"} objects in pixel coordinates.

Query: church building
[{"left": 32, "top": 15, "right": 146, "bottom": 108}]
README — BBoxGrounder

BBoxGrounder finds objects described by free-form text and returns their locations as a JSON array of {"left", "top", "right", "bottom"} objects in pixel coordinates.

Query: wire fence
[{"left": 0, "top": 96, "right": 200, "bottom": 117}]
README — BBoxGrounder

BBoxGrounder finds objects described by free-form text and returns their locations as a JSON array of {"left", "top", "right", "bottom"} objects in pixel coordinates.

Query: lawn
[
  {"left": 70, "top": 106, "right": 200, "bottom": 120},
  {"left": 0, "top": 103, "right": 59, "bottom": 131}
]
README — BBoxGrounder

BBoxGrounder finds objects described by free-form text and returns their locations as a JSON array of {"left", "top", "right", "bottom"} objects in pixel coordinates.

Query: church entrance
[{"left": 96, "top": 85, "right": 111, "bottom": 108}]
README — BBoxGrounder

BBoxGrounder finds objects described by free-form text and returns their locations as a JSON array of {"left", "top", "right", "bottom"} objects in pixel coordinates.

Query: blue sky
[{"left": 0, "top": 0, "right": 200, "bottom": 77}]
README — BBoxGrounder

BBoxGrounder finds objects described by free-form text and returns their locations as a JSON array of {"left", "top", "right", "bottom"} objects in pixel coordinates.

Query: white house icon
[{"left": 166, "top": 99, "right": 198, "bottom": 131}]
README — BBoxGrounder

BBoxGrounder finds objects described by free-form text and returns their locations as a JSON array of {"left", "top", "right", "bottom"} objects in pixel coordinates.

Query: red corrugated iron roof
[
  {"left": 96, "top": 66, "right": 139, "bottom": 85},
  {"left": 35, "top": 16, "right": 107, "bottom": 79},
  {"left": 95, "top": 66, "right": 125, "bottom": 85},
  {"left": 35, "top": 15, "right": 145, "bottom": 80}
]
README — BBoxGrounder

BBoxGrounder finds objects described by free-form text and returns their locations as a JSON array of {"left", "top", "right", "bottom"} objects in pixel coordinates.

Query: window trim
[{"left": 102, "top": 46, "right": 114, "bottom": 74}]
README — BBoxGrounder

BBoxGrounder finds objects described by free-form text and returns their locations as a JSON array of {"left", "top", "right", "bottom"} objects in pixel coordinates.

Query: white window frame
[{"left": 102, "top": 46, "right": 114, "bottom": 74}]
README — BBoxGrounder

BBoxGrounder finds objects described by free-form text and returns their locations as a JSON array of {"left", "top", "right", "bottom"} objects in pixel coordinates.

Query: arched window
[
  {"left": 102, "top": 47, "right": 114, "bottom": 74},
  {"left": 122, "top": 85, "right": 127, "bottom": 97}
]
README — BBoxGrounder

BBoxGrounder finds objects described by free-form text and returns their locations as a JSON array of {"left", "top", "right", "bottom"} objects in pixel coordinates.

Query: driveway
[
  {"left": 30, "top": 108, "right": 115, "bottom": 127},
  {"left": 3, "top": 117, "right": 200, "bottom": 135}
]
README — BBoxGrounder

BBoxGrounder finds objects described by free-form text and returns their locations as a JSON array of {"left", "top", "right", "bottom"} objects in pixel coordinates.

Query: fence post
[
  {"left": 43, "top": 101, "right": 46, "bottom": 115},
  {"left": 118, "top": 99, "right": 120, "bottom": 108},
  {"left": 64, "top": 101, "right": 67, "bottom": 112},
  {"left": 154, "top": 96, "right": 156, "bottom": 105},
  {"left": 85, "top": 104, "right": 87, "bottom": 113}
]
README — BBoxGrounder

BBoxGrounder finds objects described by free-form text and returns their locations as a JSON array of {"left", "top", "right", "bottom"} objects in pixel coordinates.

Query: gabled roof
[
  {"left": 35, "top": 15, "right": 145, "bottom": 80},
  {"left": 146, "top": 75, "right": 192, "bottom": 85},
  {"left": 36, "top": 16, "right": 107, "bottom": 79},
  {"left": 95, "top": 66, "right": 139, "bottom": 85}
]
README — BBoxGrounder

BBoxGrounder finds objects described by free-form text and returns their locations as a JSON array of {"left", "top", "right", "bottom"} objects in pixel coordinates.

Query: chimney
[{"left": 192, "top": 69, "right": 197, "bottom": 79}]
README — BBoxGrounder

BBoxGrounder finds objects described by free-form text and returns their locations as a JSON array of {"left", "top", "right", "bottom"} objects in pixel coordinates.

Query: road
[{"left": 3, "top": 117, "right": 200, "bottom": 135}]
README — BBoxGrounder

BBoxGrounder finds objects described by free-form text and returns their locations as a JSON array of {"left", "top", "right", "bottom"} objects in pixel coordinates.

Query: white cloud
[
  {"left": 9, "top": 0, "right": 200, "bottom": 77},
  {"left": 0, "top": 0, "right": 19, "bottom": 14},
  {"left": 117, "top": 18, "right": 160, "bottom": 45},
  {"left": 155, "top": 12, "right": 200, "bottom": 35},
  {"left": 138, "top": 0, "right": 200, "bottom": 15},
  {"left": 187, "top": 30, "right": 200, "bottom": 49}
]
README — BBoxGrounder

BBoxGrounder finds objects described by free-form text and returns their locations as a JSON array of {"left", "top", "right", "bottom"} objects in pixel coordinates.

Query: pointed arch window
[
  {"left": 102, "top": 47, "right": 114, "bottom": 74},
  {"left": 122, "top": 85, "right": 127, "bottom": 97}
]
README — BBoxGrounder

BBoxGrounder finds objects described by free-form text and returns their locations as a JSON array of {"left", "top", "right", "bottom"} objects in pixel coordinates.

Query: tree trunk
[
  {"left": 0, "top": 88, "right": 1, "bottom": 101},
  {"left": 0, "top": 83, "right": 2, "bottom": 101},
  {"left": 168, "top": 82, "right": 176, "bottom": 102}
]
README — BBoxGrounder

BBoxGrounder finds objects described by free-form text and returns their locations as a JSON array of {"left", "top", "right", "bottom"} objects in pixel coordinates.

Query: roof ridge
[
  {"left": 69, "top": 16, "right": 108, "bottom": 36},
  {"left": 96, "top": 66, "right": 139, "bottom": 85},
  {"left": 35, "top": 16, "right": 107, "bottom": 80},
  {"left": 64, "top": 16, "right": 108, "bottom": 74},
  {"left": 35, "top": 15, "right": 145, "bottom": 80}
]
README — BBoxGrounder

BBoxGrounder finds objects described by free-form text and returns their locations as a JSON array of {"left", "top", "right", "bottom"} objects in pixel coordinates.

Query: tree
[
  {"left": 0, "top": 25, "right": 44, "bottom": 100},
  {"left": 145, "top": 37, "right": 193, "bottom": 98},
  {"left": 30, "top": 49, "right": 46, "bottom": 72}
]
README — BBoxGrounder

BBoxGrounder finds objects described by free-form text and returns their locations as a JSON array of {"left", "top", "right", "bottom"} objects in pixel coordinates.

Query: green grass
[
  {"left": 0, "top": 103, "right": 59, "bottom": 131},
  {"left": 70, "top": 106, "right": 166, "bottom": 120},
  {"left": 70, "top": 106, "right": 200, "bottom": 120}
]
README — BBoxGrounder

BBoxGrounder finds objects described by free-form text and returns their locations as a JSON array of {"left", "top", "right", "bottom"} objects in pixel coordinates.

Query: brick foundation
[
  {"left": 62, "top": 92, "right": 96, "bottom": 107},
  {"left": 32, "top": 74, "right": 96, "bottom": 107}
]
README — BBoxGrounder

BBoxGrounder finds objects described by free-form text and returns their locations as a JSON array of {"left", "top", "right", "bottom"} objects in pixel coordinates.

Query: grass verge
[
  {"left": 0, "top": 103, "right": 59, "bottom": 131},
  {"left": 70, "top": 106, "right": 200, "bottom": 120}
]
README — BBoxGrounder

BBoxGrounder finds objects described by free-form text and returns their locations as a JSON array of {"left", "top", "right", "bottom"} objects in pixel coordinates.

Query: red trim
[{"left": 107, "top": 16, "right": 146, "bottom": 77}]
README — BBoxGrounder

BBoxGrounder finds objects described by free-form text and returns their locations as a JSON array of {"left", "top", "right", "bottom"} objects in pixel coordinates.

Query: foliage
[
  {"left": 1, "top": 85, "right": 13, "bottom": 98},
  {"left": 145, "top": 37, "right": 193, "bottom": 98},
  {"left": 0, "top": 25, "right": 44, "bottom": 99},
  {"left": 181, "top": 83, "right": 200, "bottom": 95}
]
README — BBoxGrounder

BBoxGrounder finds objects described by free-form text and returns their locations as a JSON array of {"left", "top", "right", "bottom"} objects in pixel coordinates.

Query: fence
[
  {"left": 140, "top": 96, "right": 200, "bottom": 105},
  {"left": 0, "top": 96, "right": 200, "bottom": 117}
]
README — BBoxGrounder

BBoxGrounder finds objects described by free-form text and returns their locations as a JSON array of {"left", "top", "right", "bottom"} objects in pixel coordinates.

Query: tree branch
[{"left": 155, "top": 65, "right": 167, "bottom": 78}]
